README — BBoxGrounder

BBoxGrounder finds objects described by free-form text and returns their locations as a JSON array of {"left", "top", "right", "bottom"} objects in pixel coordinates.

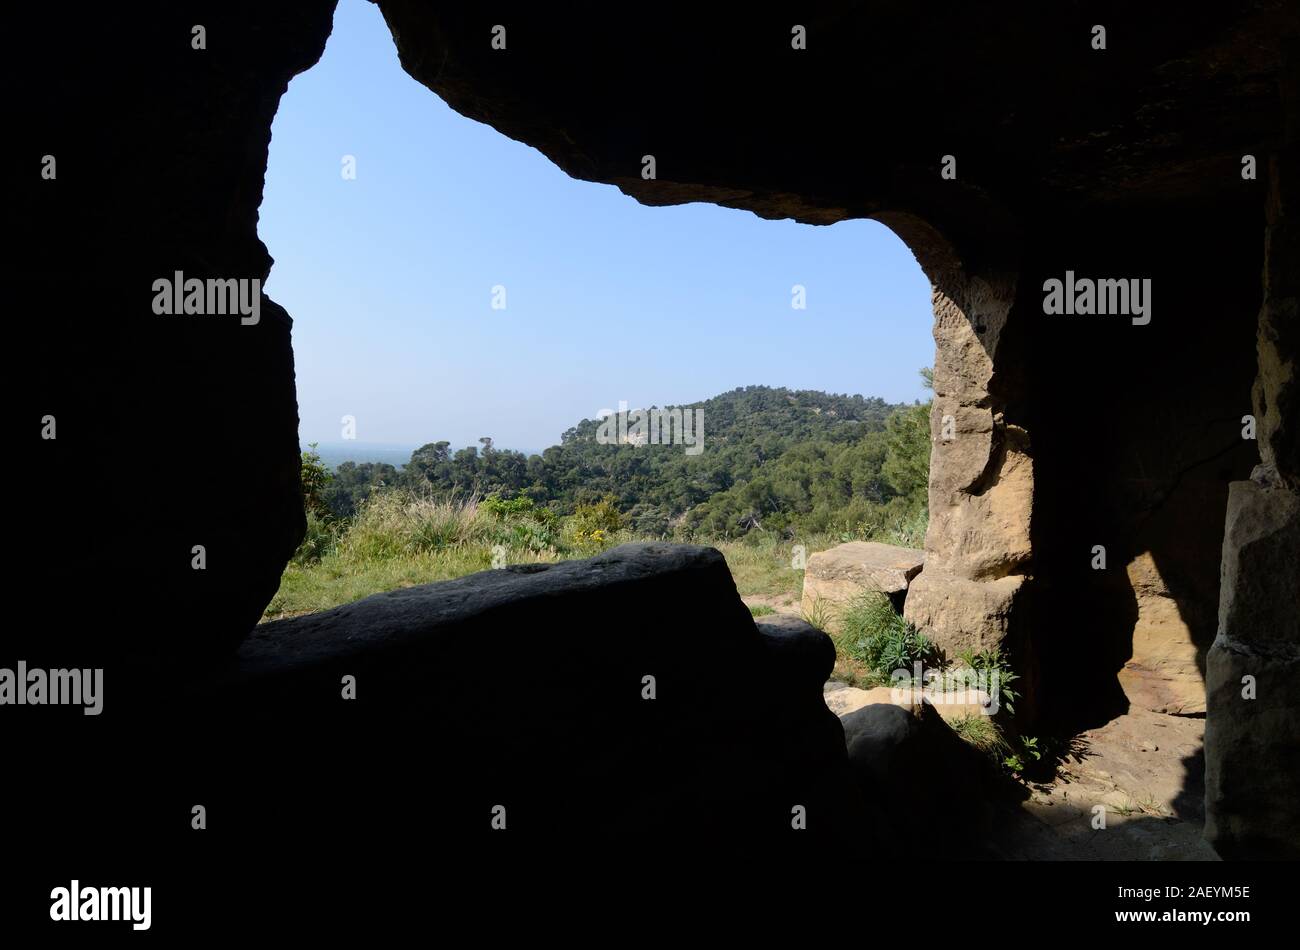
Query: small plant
[
  {"left": 954, "top": 647, "right": 1022, "bottom": 716},
  {"left": 748, "top": 604, "right": 776, "bottom": 617},
  {"left": 801, "top": 594, "right": 834, "bottom": 633},
  {"left": 292, "top": 509, "right": 341, "bottom": 565},
  {"left": 949, "top": 714, "right": 1010, "bottom": 758},
  {"left": 837, "top": 591, "right": 937, "bottom": 680},
  {"left": 1002, "top": 735, "right": 1042, "bottom": 776}
]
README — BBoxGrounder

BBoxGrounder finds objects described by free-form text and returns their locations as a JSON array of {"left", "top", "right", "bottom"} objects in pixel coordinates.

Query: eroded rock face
[{"left": 1118, "top": 552, "right": 1207, "bottom": 715}]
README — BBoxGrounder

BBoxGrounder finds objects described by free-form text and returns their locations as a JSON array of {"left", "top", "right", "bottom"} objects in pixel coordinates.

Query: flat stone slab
[{"left": 801, "top": 541, "right": 925, "bottom": 627}]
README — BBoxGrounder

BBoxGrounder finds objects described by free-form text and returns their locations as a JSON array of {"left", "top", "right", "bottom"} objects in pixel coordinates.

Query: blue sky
[{"left": 260, "top": 0, "right": 933, "bottom": 453}]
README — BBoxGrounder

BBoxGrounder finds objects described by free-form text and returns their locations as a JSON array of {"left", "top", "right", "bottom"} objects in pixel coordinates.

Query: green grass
[
  {"left": 262, "top": 489, "right": 926, "bottom": 628},
  {"left": 948, "top": 714, "right": 1010, "bottom": 758},
  {"left": 747, "top": 604, "right": 776, "bottom": 618}
]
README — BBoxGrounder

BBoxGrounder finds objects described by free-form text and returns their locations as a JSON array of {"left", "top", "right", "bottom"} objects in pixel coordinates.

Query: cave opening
[{"left": 256, "top": 0, "right": 938, "bottom": 645}]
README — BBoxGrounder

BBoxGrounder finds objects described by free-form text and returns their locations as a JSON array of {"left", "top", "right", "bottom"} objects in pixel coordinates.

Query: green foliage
[
  {"left": 292, "top": 509, "right": 340, "bottom": 566},
  {"left": 801, "top": 594, "right": 834, "bottom": 633},
  {"left": 339, "top": 491, "right": 485, "bottom": 561},
  {"left": 299, "top": 443, "right": 334, "bottom": 520},
  {"left": 1003, "top": 735, "right": 1043, "bottom": 776},
  {"left": 948, "top": 714, "right": 1010, "bottom": 758},
  {"left": 881, "top": 402, "right": 931, "bottom": 506},
  {"left": 480, "top": 492, "right": 564, "bottom": 555},
  {"left": 269, "top": 384, "right": 938, "bottom": 629},
  {"left": 304, "top": 384, "right": 935, "bottom": 553},
  {"left": 570, "top": 495, "right": 625, "bottom": 534},
  {"left": 836, "top": 591, "right": 938, "bottom": 680},
  {"left": 954, "top": 647, "right": 1022, "bottom": 716},
  {"left": 480, "top": 492, "right": 540, "bottom": 519},
  {"left": 748, "top": 604, "right": 776, "bottom": 618},
  {"left": 380, "top": 386, "right": 927, "bottom": 542}
]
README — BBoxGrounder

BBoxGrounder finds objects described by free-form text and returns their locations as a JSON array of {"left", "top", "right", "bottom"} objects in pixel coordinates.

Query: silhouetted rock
[
  {"left": 841, "top": 702, "right": 1011, "bottom": 856},
  {"left": 175, "top": 543, "right": 862, "bottom": 838}
]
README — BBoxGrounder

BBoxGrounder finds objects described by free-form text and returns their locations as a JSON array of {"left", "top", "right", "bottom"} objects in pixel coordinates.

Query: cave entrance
[{"left": 256, "top": 0, "right": 937, "bottom": 649}]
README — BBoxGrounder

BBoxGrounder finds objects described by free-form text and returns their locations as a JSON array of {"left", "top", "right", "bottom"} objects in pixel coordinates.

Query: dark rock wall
[{"left": 17, "top": 1, "right": 338, "bottom": 663}]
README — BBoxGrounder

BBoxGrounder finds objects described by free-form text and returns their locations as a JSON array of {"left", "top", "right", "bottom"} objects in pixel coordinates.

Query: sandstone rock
[
  {"left": 904, "top": 569, "right": 1026, "bottom": 657},
  {"left": 800, "top": 541, "right": 924, "bottom": 626},
  {"left": 1215, "top": 479, "right": 1300, "bottom": 655},
  {"left": 823, "top": 685, "right": 901, "bottom": 717},
  {"left": 1204, "top": 477, "right": 1300, "bottom": 859},
  {"left": 925, "top": 416, "right": 1034, "bottom": 579},
  {"left": 823, "top": 682, "right": 993, "bottom": 722},
  {"left": 1117, "top": 551, "right": 1206, "bottom": 715}
]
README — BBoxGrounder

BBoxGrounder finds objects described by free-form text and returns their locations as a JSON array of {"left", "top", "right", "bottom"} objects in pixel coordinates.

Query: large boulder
[
  {"left": 800, "top": 541, "right": 925, "bottom": 625},
  {"left": 31, "top": 543, "right": 863, "bottom": 846},
  {"left": 839, "top": 702, "right": 1014, "bottom": 855}
]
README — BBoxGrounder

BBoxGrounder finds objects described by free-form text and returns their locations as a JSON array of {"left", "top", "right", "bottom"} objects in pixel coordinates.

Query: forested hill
[
  {"left": 318, "top": 384, "right": 931, "bottom": 540},
  {"left": 560, "top": 386, "right": 894, "bottom": 447}
]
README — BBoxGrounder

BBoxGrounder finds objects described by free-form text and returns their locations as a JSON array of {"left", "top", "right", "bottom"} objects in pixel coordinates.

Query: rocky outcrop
[
  {"left": 800, "top": 541, "right": 924, "bottom": 621},
  {"left": 904, "top": 281, "right": 1035, "bottom": 662}
]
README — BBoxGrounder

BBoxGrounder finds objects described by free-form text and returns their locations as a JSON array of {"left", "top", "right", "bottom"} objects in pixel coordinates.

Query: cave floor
[
  {"left": 746, "top": 592, "right": 1218, "bottom": 860},
  {"left": 1007, "top": 706, "right": 1217, "bottom": 860}
]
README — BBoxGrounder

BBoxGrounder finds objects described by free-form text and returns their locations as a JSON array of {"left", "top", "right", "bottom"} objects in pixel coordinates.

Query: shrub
[
  {"left": 299, "top": 443, "right": 333, "bottom": 520},
  {"left": 339, "top": 490, "right": 484, "bottom": 561},
  {"left": 480, "top": 492, "right": 540, "bottom": 519},
  {"left": 837, "top": 591, "right": 937, "bottom": 680},
  {"left": 949, "top": 714, "right": 1010, "bottom": 758},
  {"left": 953, "top": 647, "right": 1022, "bottom": 716},
  {"left": 564, "top": 494, "right": 625, "bottom": 554},
  {"left": 801, "top": 594, "right": 834, "bottom": 633},
  {"left": 292, "top": 509, "right": 341, "bottom": 565}
]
